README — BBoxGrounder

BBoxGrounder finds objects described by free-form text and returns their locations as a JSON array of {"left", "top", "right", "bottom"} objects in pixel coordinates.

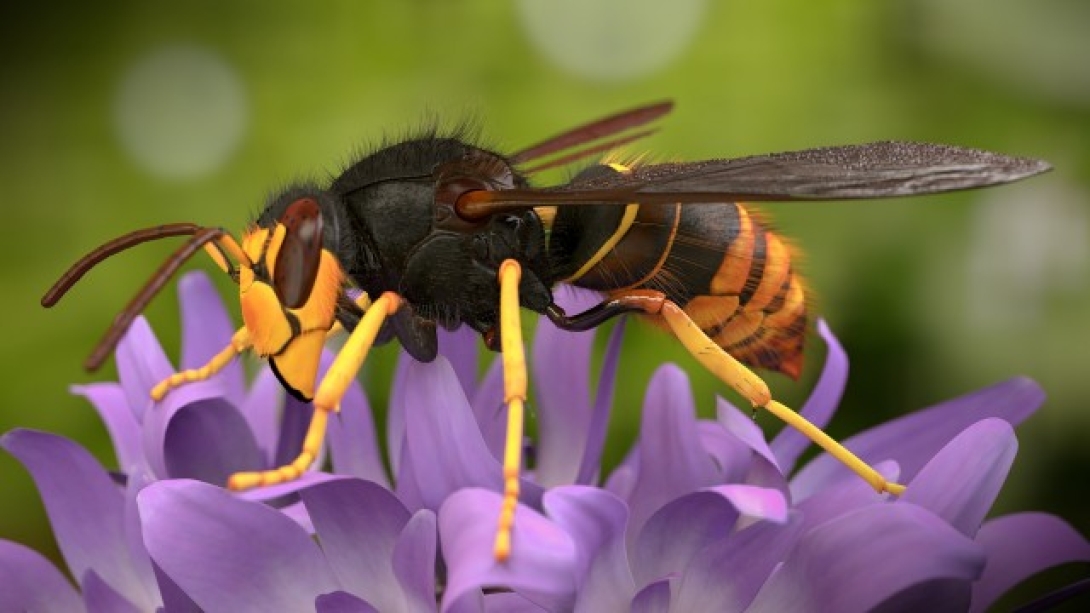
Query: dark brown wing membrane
[
  {"left": 459, "top": 141, "right": 1051, "bottom": 217},
  {"left": 510, "top": 100, "right": 673, "bottom": 164}
]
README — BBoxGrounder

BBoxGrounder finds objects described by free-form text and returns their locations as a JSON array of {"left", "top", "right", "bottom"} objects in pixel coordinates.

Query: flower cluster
[{"left": 2, "top": 270, "right": 1087, "bottom": 612}]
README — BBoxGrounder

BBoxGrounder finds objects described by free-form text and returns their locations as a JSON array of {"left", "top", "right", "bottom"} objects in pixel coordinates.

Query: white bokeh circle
[
  {"left": 516, "top": 0, "right": 708, "bottom": 82},
  {"left": 114, "top": 44, "right": 248, "bottom": 180}
]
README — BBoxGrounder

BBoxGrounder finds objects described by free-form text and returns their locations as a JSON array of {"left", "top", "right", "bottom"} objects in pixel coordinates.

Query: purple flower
[{"left": 3, "top": 272, "right": 1088, "bottom": 611}]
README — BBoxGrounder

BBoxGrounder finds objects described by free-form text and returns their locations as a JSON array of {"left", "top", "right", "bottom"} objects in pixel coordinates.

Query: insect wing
[
  {"left": 459, "top": 141, "right": 1051, "bottom": 216},
  {"left": 510, "top": 100, "right": 673, "bottom": 164}
]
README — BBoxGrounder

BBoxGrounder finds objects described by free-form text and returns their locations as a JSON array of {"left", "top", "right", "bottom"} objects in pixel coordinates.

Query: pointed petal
[
  {"left": 1, "top": 429, "right": 153, "bottom": 607},
  {"left": 139, "top": 480, "right": 339, "bottom": 611},
  {"left": 970, "top": 513, "right": 1090, "bottom": 612},
  {"left": 398, "top": 358, "right": 503, "bottom": 510},
  {"left": 0, "top": 540, "right": 82, "bottom": 613},
  {"left": 316, "top": 591, "right": 380, "bottom": 613},
  {"left": 178, "top": 271, "right": 246, "bottom": 406},
  {"left": 115, "top": 316, "right": 175, "bottom": 422},
  {"left": 716, "top": 398, "right": 790, "bottom": 495},
  {"left": 439, "top": 488, "right": 576, "bottom": 613},
  {"left": 532, "top": 308, "right": 595, "bottom": 487},
  {"left": 439, "top": 325, "right": 481, "bottom": 397},
  {"left": 82, "top": 569, "right": 143, "bottom": 613},
  {"left": 791, "top": 377, "right": 1042, "bottom": 500},
  {"left": 626, "top": 365, "right": 718, "bottom": 541},
  {"left": 392, "top": 510, "right": 439, "bottom": 613},
  {"left": 72, "top": 382, "right": 143, "bottom": 472},
  {"left": 747, "top": 504, "right": 985, "bottom": 613},
  {"left": 630, "top": 578, "right": 672, "bottom": 613},
  {"left": 674, "top": 514, "right": 803, "bottom": 612},
  {"left": 543, "top": 486, "right": 635, "bottom": 612},
  {"left": 301, "top": 479, "right": 412, "bottom": 612},
  {"left": 770, "top": 319, "right": 848, "bottom": 472},
  {"left": 576, "top": 319, "right": 626, "bottom": 485},
  {"left": 901, "top": 418, "right": 1017, "bottom": 537}
]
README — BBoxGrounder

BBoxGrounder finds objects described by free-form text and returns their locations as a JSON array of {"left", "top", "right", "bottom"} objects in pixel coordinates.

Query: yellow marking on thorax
[{"left": 562, "top": 162, "right": 639, "bottom": 284}]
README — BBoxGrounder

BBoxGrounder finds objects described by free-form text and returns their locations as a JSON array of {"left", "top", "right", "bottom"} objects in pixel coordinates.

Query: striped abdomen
[{"left": 547, "top": 168, "right": 808, "bottom": 378}]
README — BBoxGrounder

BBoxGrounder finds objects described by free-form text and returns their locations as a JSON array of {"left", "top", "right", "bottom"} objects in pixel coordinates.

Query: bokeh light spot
[
  {"left": 114, "top": 44, "right": 248, "bottom": 180},
  {"left": 965, "top": 181, "right": 1089, "bottom": 328},
  {"left": 516, "top": 0, "right": 707, "bottom": 82}
]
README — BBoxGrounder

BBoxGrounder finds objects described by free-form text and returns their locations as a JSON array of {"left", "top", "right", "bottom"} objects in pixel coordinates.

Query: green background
[{"left": 2, "top": 0, "right": 1088, "bottom": 604}]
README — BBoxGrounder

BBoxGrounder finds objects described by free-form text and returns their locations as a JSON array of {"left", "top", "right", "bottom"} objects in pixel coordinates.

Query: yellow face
[{"left": 237, "top": 201, "right": 344, "bottom": 400}]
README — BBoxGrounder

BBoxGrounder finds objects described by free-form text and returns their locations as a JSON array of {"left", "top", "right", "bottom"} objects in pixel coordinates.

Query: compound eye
[{"left": 273, "top": 198, "right": 324, "bottom": 308}]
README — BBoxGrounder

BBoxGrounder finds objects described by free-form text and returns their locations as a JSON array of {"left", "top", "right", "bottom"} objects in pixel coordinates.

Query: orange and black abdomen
[{"left": 546, "top": 164, "right": 808, "bottom": 378}]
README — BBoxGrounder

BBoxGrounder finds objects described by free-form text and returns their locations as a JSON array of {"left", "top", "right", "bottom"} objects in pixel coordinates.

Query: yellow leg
[
  {"left": 494, "top": 260, "right": 528, "bottom": 562},
  {"left": 227, "top": 292, "right": 402, "bottom": 491},
  {"left": 151, "top": 328, "right": 252, "bottom": 401},
  {"left": 658, "top": 301, "right": 906, "bottom": 496}
]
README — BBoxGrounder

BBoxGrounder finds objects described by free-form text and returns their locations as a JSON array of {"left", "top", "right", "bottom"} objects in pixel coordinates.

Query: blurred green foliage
[{"left": 2, "top": 0, "right": 1087, "bottom": 603}]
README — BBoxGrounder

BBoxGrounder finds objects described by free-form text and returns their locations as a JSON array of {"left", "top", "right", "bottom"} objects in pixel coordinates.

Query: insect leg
[
  {"left": 150, "top": 328, "right": 252, "bottom": 401},
  {"left": 326, "top": 291, "right": 373, "bottom": 339},
  {"left": 654, "top": 298, "right": 906, "bottom": 496},
  {"left": 226, "top": 291, "right": 402, "bottom": 491},
  {"left": 494, "top": 259, "right": 528, "bottom": 562},
  {"left": 603, "top": 290, "right": 905, "bottom": 495}
]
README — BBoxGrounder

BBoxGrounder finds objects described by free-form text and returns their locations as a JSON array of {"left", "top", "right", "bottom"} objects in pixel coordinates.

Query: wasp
[{"left": 42, "top": 101, "right": 1050, "bottom": 560}]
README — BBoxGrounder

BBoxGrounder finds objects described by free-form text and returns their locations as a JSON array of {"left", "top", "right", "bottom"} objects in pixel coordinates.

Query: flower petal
[
  {"left": 543, "top": 486, "right": 635, "bottom": 612},
  {"left": 576, "top": 319, "right": 626, "bottom": 486},
  {"left": 391, "top": 510, "right": 439, "bottom": 613},
  {"left": 323, "top": 353, "right": 388, "bottom": 487},
  {"left": 626, "top": 364, "right": 718, "bottom": 541},
  {"left": 273, "top": 394, "right": 316, "bottom": 468},
  {"left": 139, "top": 479, "right": 340, "bottom": 611},
  {"left": 115, "top": 315, "right": 175, "bottom": 422},
  {"left": 631, "top": 490, "right": 738, "bottom": 589},
  {"left": 178, "top": 271, "right": 246, "bottom": 407},
  {"left": 970, "top": 513, "right": 1090, "bottom": 612},
  {"left": 532, "top": 305, "right": 595, "bottom": 487},
  {"left": 630, "top": 578, "right": 672, "bottom": 613},
  {"left": 386, "top": 354, "right": 413, "bottom": 476},
  {"left": 439, "top": 488, "right": 576, "bottom": 613},
  {"left": 793, "top": 461, "right": 896, "bottom": 533},
  {"left": 469, "top": 359, "right": 507, "bottom": 461},
  {"left": 398, "top": 357, "right": 523, "bottom": 511},
  {"left": 747, "top": 504, "right": 985, "bottom": 612},
  {"left": 72, "top": 382, "right": 143, "bottom": 472},
  {"left": 674, "top": 514, "right": 803, "bottom": 612},
  {"left": 716, "top": 398, "right": 790, "bottom": 495},
  {"left": 901, "top": 418, "right": 1017, "bottom": 537},
  {"left": 0, "top": 540, "right": 82, "bottom": 613},
  {"left": 439, "top": 324, "right": 481, "bottom": 398},
  {"left": 315, "top": 591, "right": 380, "bottom": 613},
  {"left": 82, "top": 569, "right": 143, "bottom": 613},
  {"left": 791, "top": 377, "right": 1042, "bottom": 500},
  {"left": 301, "top": 479, "right": 413, "bottom": 611},
  {"left": 1, "top": 429, "right": 156, "bottom": 608},
  {"left": 160, "top": 395, "right": 266, "bottom": 484},
  {"left": 239, "top": 366, "right": 285, "bottom": 462},
  {"left": 141, "top": 377, "right": 243, "bottom": 479},
  {"left": 770, "top": 319, "right": 848, "bottom": 472},
  {"left": 152, "top": 561, "right": 202, "bottom": 613}
]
